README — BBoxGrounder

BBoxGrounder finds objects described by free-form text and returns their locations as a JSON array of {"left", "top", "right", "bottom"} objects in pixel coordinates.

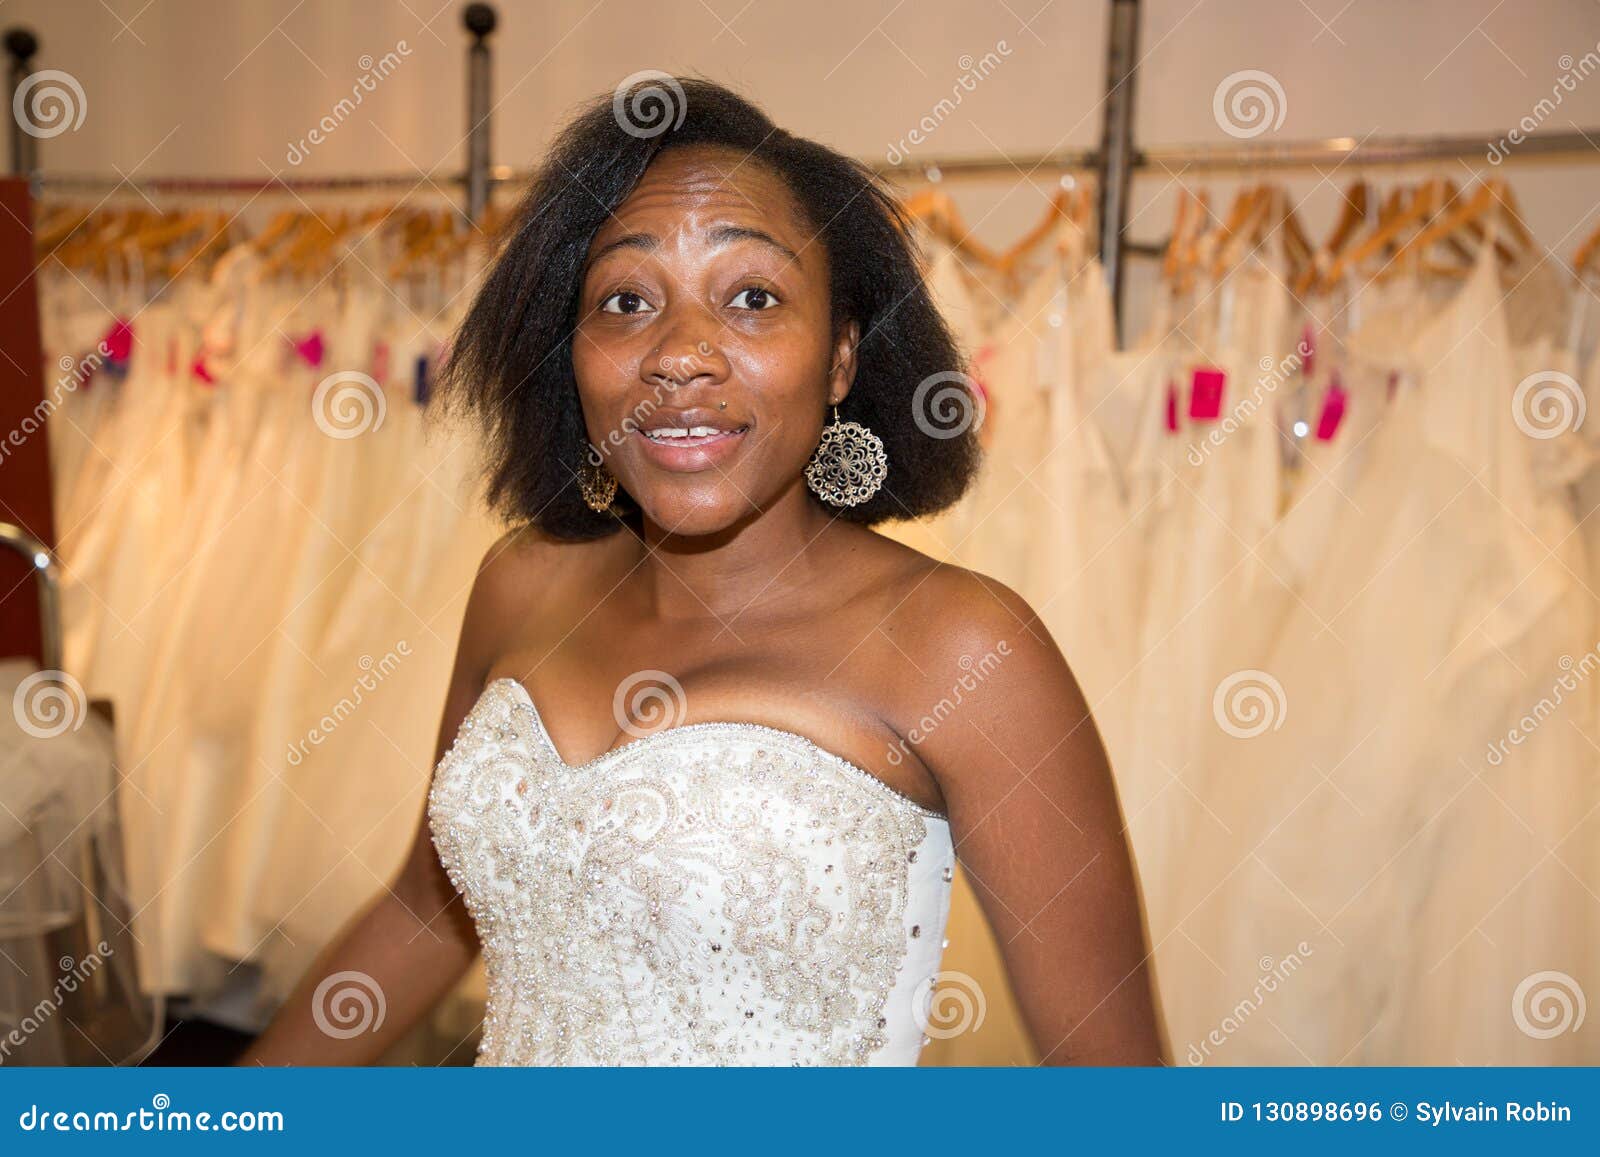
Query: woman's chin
[{"left": 635, "top": 488, "right": 761, "bottom": 538}]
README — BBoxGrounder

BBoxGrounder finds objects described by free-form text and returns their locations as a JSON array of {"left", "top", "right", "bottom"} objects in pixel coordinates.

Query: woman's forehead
[{"left": 591, "top": 148, "right": 813, "bottom": 257}]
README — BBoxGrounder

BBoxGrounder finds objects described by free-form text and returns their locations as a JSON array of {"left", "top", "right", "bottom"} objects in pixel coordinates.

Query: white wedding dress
[{"left": 426, "top": 678, "right": 956, "bottom": 1066}]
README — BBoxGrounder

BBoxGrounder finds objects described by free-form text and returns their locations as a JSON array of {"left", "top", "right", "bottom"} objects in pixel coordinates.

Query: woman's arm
[
  {"left": 235, "top": 809, "right": 481, "bottom": 1065},
  {"left": 239, "top": 533, "right": 524, "bottom": 1065},
  {"left": 904, "top": 571, "right": 1167, "bottom": 1065}
]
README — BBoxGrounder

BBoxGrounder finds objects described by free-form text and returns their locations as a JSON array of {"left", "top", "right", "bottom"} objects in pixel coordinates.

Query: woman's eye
[
  {"left": 731, "top": 286, "right": 779, "bottom": 311},
  {"left": 600, "top": 290, "right": 652, "bottom": 315}
]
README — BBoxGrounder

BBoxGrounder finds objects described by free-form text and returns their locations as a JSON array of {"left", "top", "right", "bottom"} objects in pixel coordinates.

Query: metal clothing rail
[
  {"left": 10, "top": 1, "right": 1600, "bottom": 312},
  {"left": 4, "top": 3, "right": 501, "bottom": 217},
  {"left": 34, "top": 171, "right": 470, "bottom": 196},
  {"left": 35, "top": 125, "right": 1600, "bottom": 199},
  {"left": 1136, "top": 131, "right": 1600, "bottom": 172}
]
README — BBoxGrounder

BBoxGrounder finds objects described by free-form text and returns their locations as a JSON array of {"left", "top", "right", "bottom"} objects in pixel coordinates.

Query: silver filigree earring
[{"left": 804, "top": 405, "right": 888, "bottom": 508}]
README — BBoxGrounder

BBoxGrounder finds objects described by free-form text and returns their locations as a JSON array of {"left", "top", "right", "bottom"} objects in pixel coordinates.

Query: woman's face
[{"left": 573, "top": 144, "right": 857, "bottom": 537}]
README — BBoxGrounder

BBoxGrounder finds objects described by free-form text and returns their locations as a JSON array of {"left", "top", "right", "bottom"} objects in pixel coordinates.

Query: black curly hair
[{"left": 431, "top": 73, "right": 982, "bottom": 541}]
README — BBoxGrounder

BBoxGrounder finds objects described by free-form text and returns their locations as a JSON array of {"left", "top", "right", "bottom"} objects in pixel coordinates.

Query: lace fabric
[{"left": 427, "top": 679, "right": 955, "bottom": 1066}]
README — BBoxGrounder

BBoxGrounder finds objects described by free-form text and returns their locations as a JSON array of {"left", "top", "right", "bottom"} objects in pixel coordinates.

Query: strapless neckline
[{"left": 488, "top": 677, "right": 948, "bottom": 821}]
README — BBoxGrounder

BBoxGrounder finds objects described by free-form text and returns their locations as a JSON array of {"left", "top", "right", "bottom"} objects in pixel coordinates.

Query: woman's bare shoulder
[
  {"left": 460, "top": 524, "right": 640, "bottom": 664},
  {"left": 854, "top": 529, "right": 1049, "bottom": 649},
  {"left": 869, "top": 551, "right": 1076, "bottom": 727},
  {"left": 473, "top": 523, "right": 638, "bottom": 597}
]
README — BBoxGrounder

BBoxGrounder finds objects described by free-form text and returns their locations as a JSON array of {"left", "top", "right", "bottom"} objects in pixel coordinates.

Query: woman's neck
[{"left": 629, "top": 478, "right": 846, "bottom": 624}]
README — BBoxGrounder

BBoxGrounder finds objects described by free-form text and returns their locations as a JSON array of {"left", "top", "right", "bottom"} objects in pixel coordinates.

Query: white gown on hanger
[
  {"left": 1163, "top": 246, "right": 1600, "bottom": 1064},
  {"left": 875, "top": 225, "right": 990, "bottom": 564},
  {"left": 1125, "top": 256, "right": 1289, "bottom": 938}
]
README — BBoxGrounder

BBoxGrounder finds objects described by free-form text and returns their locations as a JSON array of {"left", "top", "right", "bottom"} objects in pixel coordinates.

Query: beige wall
[{"left": 11, "top": 1, "right": 1599, "bottom": 256}]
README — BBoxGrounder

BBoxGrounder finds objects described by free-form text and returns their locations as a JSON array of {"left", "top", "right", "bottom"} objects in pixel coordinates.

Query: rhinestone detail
[{"left": 427, "top": 679, "right": 955, "bottom": 1066}]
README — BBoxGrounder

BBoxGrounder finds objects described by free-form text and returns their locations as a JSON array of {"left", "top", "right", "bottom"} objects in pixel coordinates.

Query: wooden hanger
[
  {"left": 1386, "top": 177, "right": 1531, "bottom": 276},
  {"left": 1294, "top": 178, "right": 1368, "bottom": 296},
  {"left": 165, "top": 212, "right": 237, "bottom": 276},
  {"left": 1575, "top": 215, "right": 1600, "bottom": 277},
  {"left": 901, "top": 186, "right": 1006, "bottom": 276},
  {"left": 995, "top": 186, "right": 1074, "bottom": 274},
  {"left": 34, "top": 203, "right": 93, "bottom": 255},
  {"left": 1253, "top": 186, "right": 1315, "bottom": 284},
  {"left": 295, "top": 206, "right": 400, "bottom": 277},
  {"left": 387, "top": 207, "right": 461, "bottom": 279},
  {"left": 1282, "top": 195, "right": 1315, "bottom": 277},
  {"left": 251, "top": 209, "right": 304, "bottom": 257},
  {"left": 259, "top": 211, "right": 337, "bottom": 278},
  {"left": 1209, "top": 183, "right": 1273, "bottom": 277},
  {"left": 992, "top": 184, "right": 1092, "bottom": 291},
  {"left": 472, "top": 198, "right": 513, "bottom": 252},
  {"left": 1325, "top": 177, "right": 1451, "bottom": 284},
  {"left": 52, "top": 207, "right": 156, "bottom": 274},
  {"left": 1162, "top": 188, "right": 1211, "bottom": 295}
]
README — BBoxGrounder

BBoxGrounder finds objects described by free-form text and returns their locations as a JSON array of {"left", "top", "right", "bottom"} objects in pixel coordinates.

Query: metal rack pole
[
  {"left": 463, "top": 3, "right": 497, "bottom": 225},
  {"left": 1095, "top": 0, "right": 1141, "bottom": 331},
  {"left": 0, "top": 522, "right": 62, "bottom": 674},
  {"left": 4, "top": 27, "right": 38, "bottom": 179}
]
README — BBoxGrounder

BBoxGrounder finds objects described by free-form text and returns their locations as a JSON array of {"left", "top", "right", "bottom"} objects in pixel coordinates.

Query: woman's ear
[{"left": 827, "top": 319, "right": 861, "bottom": 406}]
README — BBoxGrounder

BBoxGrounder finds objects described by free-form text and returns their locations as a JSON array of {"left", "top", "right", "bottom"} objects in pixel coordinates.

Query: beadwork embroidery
[{"left": 427, "top": 679, "right": 953, "bottom": 1066}]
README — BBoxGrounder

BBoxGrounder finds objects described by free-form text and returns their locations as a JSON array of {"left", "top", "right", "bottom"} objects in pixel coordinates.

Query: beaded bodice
[{"left": 427, "top": 678, "right": 956, "bottom": 1066}]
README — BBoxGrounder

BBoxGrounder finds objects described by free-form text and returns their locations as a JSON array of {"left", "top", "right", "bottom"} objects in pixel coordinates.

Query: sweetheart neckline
[{"left": 484, "top": 677, "right": 949, "bottom": 821}]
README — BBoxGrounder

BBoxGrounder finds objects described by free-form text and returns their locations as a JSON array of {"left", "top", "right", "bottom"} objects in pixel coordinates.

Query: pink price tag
[
  {"left": 1189, "top": 367, "right": 1227, "bottom": 421},
  {"left": 101, "top": 318, "right": 134, "bottom": 364},
  {"left": 1164, "top": 379, "right": 1179, "bottom": 433},
  {"left": 1315, "top": 374, "right": 1348, "bottom": 441},
  {"left": 289, "top": 330, "right": 326, "bottom": 369}
]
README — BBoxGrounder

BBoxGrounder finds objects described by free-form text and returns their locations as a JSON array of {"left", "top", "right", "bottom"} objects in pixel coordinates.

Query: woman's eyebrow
[
  {"left": 708, "top": 224, "right": 800, "bottom": 263},
  {"left": 586, "top": 224, "right": 800, "bottom": 272}
]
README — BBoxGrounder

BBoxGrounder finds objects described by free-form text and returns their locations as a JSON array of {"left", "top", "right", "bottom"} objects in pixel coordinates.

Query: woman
[{"left": 242, "top": 76, "right": 1162, "bottom": 1067}]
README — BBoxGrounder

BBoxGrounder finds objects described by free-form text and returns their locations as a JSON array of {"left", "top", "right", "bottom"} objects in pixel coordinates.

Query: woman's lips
[{"left": 633, "top": 424, "right": 749, "bottom": 472}]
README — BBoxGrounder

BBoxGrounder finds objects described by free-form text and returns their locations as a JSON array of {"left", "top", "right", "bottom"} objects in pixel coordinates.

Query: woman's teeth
[{"left": 643, "top": 425, "right": 745, "bottom": 443}]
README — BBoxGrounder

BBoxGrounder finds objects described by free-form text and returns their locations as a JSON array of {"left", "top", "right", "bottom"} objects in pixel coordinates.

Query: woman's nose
[{"left": 647, "top": 311, "right": 726, "bottom": 388}]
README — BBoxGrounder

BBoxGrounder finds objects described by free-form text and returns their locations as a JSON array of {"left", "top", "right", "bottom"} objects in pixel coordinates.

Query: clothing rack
[{"left": 9, "top": 0, "right": 1600, "bottom": 322}]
